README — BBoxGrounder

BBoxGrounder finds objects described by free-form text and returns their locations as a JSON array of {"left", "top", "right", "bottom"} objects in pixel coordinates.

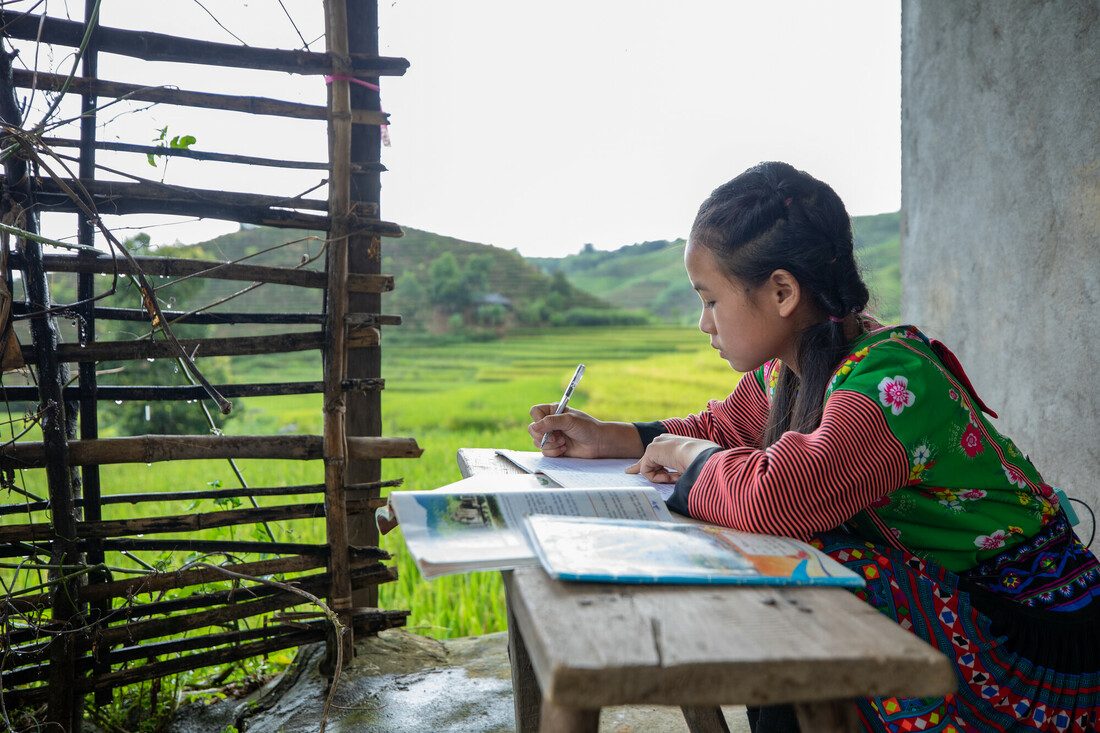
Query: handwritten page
[{"left": 496, "top": 450, "right": 675, "bottom": 500}]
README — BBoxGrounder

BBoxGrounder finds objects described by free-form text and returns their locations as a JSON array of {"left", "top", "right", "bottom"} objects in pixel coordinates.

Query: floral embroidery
[
  {"left": 959, "top": 489, "right": 987, "bottom": 501},
  {"left": 975, "top": 530, "right": 1008, "bottom": 550},
  {"left": 1003, "top": 465, "right": 1027, "bottom": 489},
  {"left": 1007, "top": 526, "right": 1023, "bottom": 535},
  {"left": 878, "top": 376, "right": 915, "bottom": 415},
  {"left": 960, "top": 424, "right": 984, "bottom": 457},
  {"left": 763, "top": 361, "right": 780, "bottom": 401},
  {"left": 907, "top": 444, "right": 936, "bottom": 485},
  {"left": 832, "top": 346, "right": 871, "bottom": 385},
  {"left": 870, "top": 495, "right": 892, "bottom": 508},
  {"left": 890, "top": 326, "right": 922, "bottom": 341},
  {"left": 948, "top": 389, "right": 959, "bottom": 401}
]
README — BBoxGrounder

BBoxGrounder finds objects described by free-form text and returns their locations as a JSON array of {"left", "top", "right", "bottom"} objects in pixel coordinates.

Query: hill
[
  {"left": 127, "top": 211, "right": 899, "bottom": 333},
  {"left": 148, "top": 225, "right": 633, "bottom": 334},
  {"left": 528, "top": 212, "right": 901, "bottom": 324}
]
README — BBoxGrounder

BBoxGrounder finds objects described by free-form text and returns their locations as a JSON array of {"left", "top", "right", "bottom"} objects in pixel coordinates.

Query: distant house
[{"left": 474, "top": 292, "right": 513, "bottom": 310}]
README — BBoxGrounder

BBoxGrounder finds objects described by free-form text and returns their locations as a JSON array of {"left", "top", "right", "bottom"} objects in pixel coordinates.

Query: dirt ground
[{"left": 164, "top": 629, "right": 751, "bottom": 733}]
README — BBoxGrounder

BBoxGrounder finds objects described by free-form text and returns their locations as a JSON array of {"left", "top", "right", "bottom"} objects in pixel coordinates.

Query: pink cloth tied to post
[{"left": 324, "top": 73, "right": 391, "bottom": 146}]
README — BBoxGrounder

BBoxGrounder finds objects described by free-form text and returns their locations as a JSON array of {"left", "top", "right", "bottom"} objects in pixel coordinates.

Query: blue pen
[{"left": 540, "top": 364, "right": 585, "bottom": 449}]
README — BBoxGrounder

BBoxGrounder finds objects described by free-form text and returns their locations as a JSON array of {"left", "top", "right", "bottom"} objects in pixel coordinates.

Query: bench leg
[
  {"left": 539, "top": 701, "right": 600, "bottom": 732},
  {"left": 681, "top": 705, "right": 731, "bottom": 733},
  {"left": 794, "top": 700, "right": 859, "bottom": 733},
  {"left": 505, "top": 573, "right": 542, "bottom": 733}
]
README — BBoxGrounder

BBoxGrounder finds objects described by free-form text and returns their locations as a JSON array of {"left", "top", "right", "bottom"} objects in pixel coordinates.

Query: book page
[
  {"left": 390, "top": 485, "right": 671, "bottom": 579},
  {"left": 496, "top": 449, "right": 675, "bottom": 500}
]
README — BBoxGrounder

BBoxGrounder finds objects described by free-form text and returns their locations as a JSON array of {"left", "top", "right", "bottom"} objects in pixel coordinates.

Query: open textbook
[
  {"left": 388, "top": 475, "right": 672, "bottom": 579},
  {"left": 495, "top": 449, "right": 675, "bottom": 500},
  {"left": 525, "top": 515, "right": 866, "bottom": 588}
]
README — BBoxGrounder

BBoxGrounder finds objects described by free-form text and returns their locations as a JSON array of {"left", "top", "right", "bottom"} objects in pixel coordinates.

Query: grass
[{"left": 1, "top": 325, "right": 735, "bottom": 660}]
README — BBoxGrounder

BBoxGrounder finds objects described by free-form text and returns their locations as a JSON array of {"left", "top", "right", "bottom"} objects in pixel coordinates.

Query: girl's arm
[
  {"left": 674, "top": 390, "right": 910, "bottom": 540},
  {"left": 640, "top": 370, "right": 769, "bottom": 449}
]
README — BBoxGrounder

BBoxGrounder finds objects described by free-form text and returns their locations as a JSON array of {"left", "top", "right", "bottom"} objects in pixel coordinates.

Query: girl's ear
[{"left": 767, "top": 269, "right": 802, "bottom": 318}]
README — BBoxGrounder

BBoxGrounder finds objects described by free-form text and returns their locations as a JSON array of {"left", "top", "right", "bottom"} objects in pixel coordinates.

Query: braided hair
[{"left": 689, "top": 162, "right": 870, "bottom": 446}]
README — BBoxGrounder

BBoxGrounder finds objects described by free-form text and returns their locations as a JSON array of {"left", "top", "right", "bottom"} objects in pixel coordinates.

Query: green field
[{"left": 2, "top": 325, "right": 736, "bottom": 645}]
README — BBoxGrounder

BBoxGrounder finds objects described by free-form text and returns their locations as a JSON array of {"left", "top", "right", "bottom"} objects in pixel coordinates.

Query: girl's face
[{"left": 684, "top": 240, "right": 802, "bottom": 374}]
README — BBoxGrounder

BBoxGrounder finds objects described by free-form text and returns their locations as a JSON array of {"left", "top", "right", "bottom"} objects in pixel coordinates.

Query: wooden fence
[{"left": 0, "top": 3, "right": 418, "bottom": 729}]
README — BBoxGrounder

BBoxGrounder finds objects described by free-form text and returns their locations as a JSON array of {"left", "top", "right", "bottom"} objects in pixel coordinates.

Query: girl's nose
[{"left": 698, "top": 309, "right": 713, "bottom": 334}]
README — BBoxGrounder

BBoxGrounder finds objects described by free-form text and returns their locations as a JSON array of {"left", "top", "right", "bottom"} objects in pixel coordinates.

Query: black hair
[{"left": 689, "top": 161, "right": 870, "bottom": 446}]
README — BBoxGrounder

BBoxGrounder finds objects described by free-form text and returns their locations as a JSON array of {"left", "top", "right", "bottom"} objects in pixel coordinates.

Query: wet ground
[{"left": 165, "top": 629, "right": 751, "bottom": 733}]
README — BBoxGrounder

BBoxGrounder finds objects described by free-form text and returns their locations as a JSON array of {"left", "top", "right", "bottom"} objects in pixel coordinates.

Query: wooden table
[{"left": 456, "top": 448, "right": 956, "bottom": 733}]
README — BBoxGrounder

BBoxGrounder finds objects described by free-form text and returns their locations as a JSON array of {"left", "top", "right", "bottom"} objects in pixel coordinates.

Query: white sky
[{"left": 17, "top": 0, "right": 901, "bottom": 258}]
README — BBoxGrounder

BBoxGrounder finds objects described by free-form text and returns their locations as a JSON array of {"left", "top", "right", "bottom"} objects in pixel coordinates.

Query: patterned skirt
[{"left": 814, "top": 527, "right": 1100, "bottom": 733}]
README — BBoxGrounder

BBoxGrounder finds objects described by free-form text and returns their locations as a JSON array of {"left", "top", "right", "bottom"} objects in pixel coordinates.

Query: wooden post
[
  {"left": 0, "top": 48, "right": 84, "bottom": 733},
  {"left": 322, "top": 0, "right": 356, "bottom": 671},
  {"left": 345, "top": 0, "right": 384, "bottom": 609},
  {"left": 78, "top": 0, "right": 112, "bottom": 707}
]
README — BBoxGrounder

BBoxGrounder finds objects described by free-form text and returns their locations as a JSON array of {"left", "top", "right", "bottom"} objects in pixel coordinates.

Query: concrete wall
[{"left": 901, "top": 1, "right": 1100, "bottom": 533}]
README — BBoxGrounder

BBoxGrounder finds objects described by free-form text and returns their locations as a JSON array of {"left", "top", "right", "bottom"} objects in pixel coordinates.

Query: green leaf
[{"left": 170, "top": 134, "right": 197, "bottom": 150}]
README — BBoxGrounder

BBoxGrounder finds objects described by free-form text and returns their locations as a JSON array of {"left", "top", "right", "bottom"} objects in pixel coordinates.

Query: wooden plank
[
  {"left": 680, "top": 706, "right": 732, "bottom": 733},
  {"left": 539, "top": 703, "right": 599, "bottom": 733},
  {"left": 43, "top": 135, "right": 332, "bottom": 170},
  {"left": 79, "top": 554, "right": 328, "bottom": 603},
  {"left": 322, "top": 0, "right": 357, "bottom": 669},
  {"left": 0, "top": 381, "right": 327, "bottom": 406},
  {"left": 12, "top": 69, "right": 389, "bottom": 124},
  {"left": 0, "top": 433, "right": 422, "bottom": 469},
  {"left": 12, "top": 252, "right": 396, "bottom": 291},
  {"left": 21, "top": 327, "right": 380, "bottom": 363},
  {"left": 4, "top": 13, "right": 409, "bottom": 77},
  {"left": 505, "top": 567, "right": 956, "bottom": 710},
  {"left": 794, "top": 701, "right": 860, "bottom": 733},
  {"left": 504, "top": 573, "right": 543, "bottom": 733}
]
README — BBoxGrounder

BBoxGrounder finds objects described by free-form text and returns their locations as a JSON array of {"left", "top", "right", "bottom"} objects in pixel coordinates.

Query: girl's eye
[{"left": 704, "top": 301, "right": 716, "bottom": 309}]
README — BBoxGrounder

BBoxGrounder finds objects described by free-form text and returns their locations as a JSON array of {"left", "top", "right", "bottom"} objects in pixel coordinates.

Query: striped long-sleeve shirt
[{"left": 643, "top": 325, "right": 1058, "bottom": 572}]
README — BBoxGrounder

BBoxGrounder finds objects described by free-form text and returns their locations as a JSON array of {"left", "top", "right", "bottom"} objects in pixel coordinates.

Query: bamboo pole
[
  {"left": 4, "top": 13, "right": 409, "bottom": 77},
  {"left": 90, "top": 307, "right": 328, "bottom": 325},
  {"left": 79, "top": 554, "right": 329, "bottom": 603},
  {"left": 322, "top": 0, "right": 356, "bottom": 669},
  {"left": 75, "top": 0, "right": 112, "bottom": 702},
  {"left": 12, "top": 69, "right": 389, "bottom": 125},
  {"left": 21, "top": 327, "right": 381, "bottom": 364},
  {"left": 0, "top": 45, "right": 84, "bottom": 732},
  {"left": 0, "top": 433, "right": 422, "bottom": 468},
  {"left": 11, "top": 252, "right": 395, "bottom": 291},
  {"left": 43, "top": 135, "right": 332, "bottom": 170},
  {"left": 0, "top": 497, "right": 383, "bottom": 543},
  {"left": 93, "top": 563, "right": 395, "bottom": 647},
  {"left": 98, "top": 539, "right": 391, "bottom": 557},
  {"left": 0, "top": 479, "right": 399, "bottom": 518},
  {"left": 3, "top": 629, "right": 324, "bottom": 695},
  {"left": 345, "top": 0, "right": 387, "bottom": 610},
  {"left": 0, "top": 381, "right": 331, "bottom": 405},
  {"left": 29, "top": 174, "right": 331, "bottom": 212}
]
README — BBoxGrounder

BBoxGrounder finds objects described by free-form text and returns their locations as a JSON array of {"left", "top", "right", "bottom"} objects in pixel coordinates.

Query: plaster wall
[{"left": 901, "top": 1, "right": 1100, "bottom": 535}]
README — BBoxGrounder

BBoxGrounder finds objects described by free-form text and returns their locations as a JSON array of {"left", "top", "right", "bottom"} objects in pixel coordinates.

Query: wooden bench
[{"left": 457, "top": 448, "right": 956, "bottom": 733}]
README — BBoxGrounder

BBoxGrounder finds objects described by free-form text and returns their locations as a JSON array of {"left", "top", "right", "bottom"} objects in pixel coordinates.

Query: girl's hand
[
  {"left": 626, "top": 434, "right": 721, "bottom": 483},
  {"left": 527, "top": 405, "right": 643, "bottom": 459}
]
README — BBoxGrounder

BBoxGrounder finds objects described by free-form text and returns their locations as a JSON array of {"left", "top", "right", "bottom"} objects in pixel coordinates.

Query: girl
[{"left": 528, "top": 162, "right": 1100, "bottom": 733}]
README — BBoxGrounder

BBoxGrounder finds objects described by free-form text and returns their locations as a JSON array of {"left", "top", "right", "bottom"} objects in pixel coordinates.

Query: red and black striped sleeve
[
  {"left": 681, "top": 390, "right": 910, "bottom": 540},
  {"left": 658, "top": 371, "right": 769, "bottom": 449}
]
